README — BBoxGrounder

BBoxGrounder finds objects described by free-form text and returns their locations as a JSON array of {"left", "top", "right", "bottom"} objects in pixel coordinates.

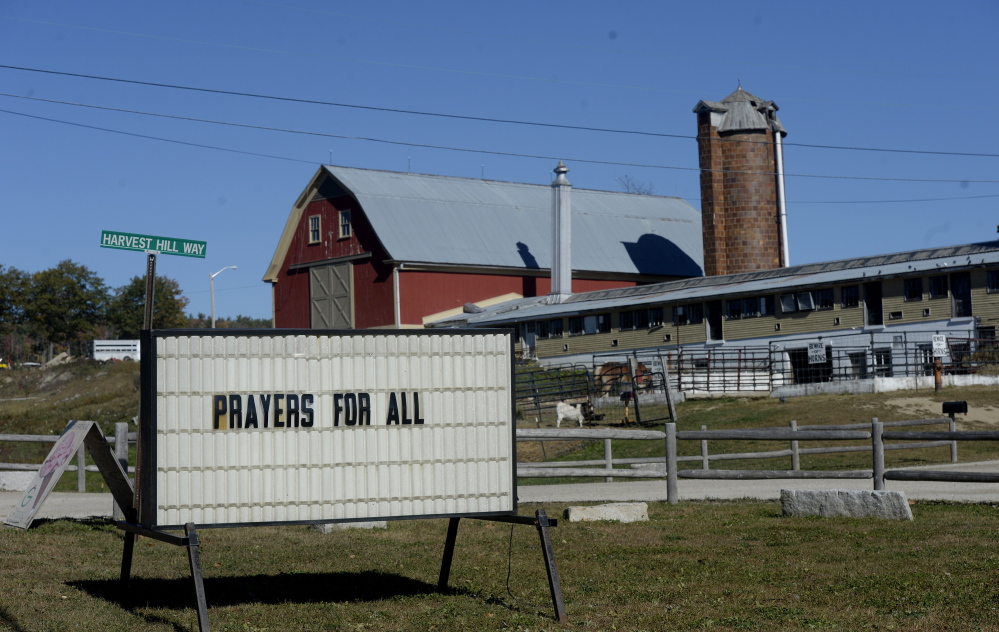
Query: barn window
[
  {"left": 841, "top": 285, "right": 860, "bottom": 308},
  {"left": 548, "top": 319, "right": 564, "bottom": 338},
  {"left": 672, "top": 303, "right": 704, "bottom": 325},
  {"left": 339, "top": 210, "right": 352, "bottom": 239},
  {"left": 634, "top": 309, "right": 649, "bottom": 329},
  {"left": 780, "top": 294, "right": 797, "bottom": 313},
  {"left": 815, "top": 289, "right": 834, "bottom": 310},
  {"left": 308, "top": 215, "right": 321, "bottom": 244},
  {"left": 648, "top": 307, "right": 664, "bottom": 327},
  {"left": 596, "top": 313, "right": 611, "bottom": 333},
  {"left": 904, "top": 278, "right": 923, "bottom": 301},
  {"left": 796, "top": 291, "right": 815, "bottom": 311},
  {"left": 568, "top": 316, "right": 583, "bottom": 336},
  {"left": 929, "top": 275, "right": 948, "bottom": 298},
  {"left": 988, "top": 271, "right": 999, "bottom": 294},
  {"left": 761, "top": 296, "right": 775, "bottom": 316},
  {"left": 535, "top": 320, "right": 549, "bottom": 338},
  {"left": 726, "top": 299, "right": 743, "bottom": 320},
  {"left": 619, "top": 311, "right": 635, "bottom": 330}
]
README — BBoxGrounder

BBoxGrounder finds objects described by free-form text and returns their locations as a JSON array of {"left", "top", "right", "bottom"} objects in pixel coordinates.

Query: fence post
[
  {"left": 789, "top": 420, "right": 800, "bottom": 471},
  {"left": 948, "top": 412, "right": 958, "bottom": 463},
  {"left": 665, "top": 423, "right": 678, "bottom": 505},
  {"left": 114, "top": 422, "right": 130, "bottom": 520},
  {"left": 76, "top": 443, "right": 86, "bottom": 492},
  {"left": 872, "top": 418, "right": 884, "bottom": 491},
  {"left": 604, "top": 438, "right": 613, "bottom": 483},
  {"left": 700, "top": 425, "right": 709, "bottom": 470}
]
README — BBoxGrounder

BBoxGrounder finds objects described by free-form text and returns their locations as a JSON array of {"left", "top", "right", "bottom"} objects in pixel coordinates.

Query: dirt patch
[{"left": 884, "top": 397, "right": 999, "bottom": 426}]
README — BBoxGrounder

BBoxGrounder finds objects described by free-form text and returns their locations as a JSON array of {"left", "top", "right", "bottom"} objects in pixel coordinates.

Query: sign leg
[
  {"left": 120, "top": 531, "right": 135, "bottom": 587},
  {"left": 534, "top": 509, "right": 567, "bottom": 623},
  {"left": 438, "top": 517, "right": 461, "bottom": 590},
  {"left": 185, "top": 523, "right": 212, "bottom": 632}
]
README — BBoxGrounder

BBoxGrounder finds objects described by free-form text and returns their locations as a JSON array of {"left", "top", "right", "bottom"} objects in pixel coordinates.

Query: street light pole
[{"left": 210, "top": 266, "right": 237, "bottom": 328}]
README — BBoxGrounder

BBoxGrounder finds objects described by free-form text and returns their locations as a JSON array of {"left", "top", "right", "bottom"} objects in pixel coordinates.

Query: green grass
[
  {"left": 0, "top": 361, "right": 139, "bottom": 492},
  {"left": 3, "top": 501, "right": 999, "bottom": 631}
]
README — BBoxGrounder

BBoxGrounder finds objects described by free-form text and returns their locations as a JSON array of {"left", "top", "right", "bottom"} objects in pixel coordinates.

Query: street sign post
[
  {"left": 100, "top": 230, "right": 207, "bottom": 258},
  {"left": 100, "top": 229, "right": 208, "bottom": 544}
]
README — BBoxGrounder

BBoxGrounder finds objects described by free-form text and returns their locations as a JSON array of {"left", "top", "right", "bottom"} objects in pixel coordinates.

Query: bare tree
[{"left": 617, "top": 175, "right": 655, "bottom": 195}]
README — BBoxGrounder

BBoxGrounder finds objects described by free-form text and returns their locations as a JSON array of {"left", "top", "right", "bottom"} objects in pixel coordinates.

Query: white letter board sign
[{"left": 139, "top": 329, "right": 516, "bottom": 530}]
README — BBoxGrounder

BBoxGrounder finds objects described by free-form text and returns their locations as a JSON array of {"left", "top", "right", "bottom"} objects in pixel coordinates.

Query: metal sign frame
[{"left": 137, "top": 328, "right": 518, "bottom": 531}]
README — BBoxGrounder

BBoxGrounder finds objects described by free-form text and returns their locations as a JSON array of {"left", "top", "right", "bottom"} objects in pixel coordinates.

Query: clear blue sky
[{"left": 2, "top": 1, "right": 997, "bottom": 319}]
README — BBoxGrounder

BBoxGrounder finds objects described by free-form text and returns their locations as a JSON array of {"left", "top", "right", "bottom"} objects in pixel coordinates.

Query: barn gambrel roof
[{"left": 265, "top": 166, "right": 704, "bottom": 282}]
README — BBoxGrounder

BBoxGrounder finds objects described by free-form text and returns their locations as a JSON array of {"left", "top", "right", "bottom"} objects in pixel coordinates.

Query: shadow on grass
[
  {"left": 0, "top": 606, "right": 30, "bottom": 632},
  {"left": 70, "top": 570, "right": 446, "bottom": 611}
]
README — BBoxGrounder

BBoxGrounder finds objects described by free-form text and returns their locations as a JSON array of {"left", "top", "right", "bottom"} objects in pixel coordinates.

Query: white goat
[{"left": 555, "top": 401, "right": 586, "bottom": 428}]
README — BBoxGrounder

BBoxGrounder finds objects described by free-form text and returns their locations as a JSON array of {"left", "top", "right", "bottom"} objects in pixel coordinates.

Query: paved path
[
  {"left": 4, "top": 460, "right": 999, "bottom": 524},
  {"left": 518, "top": 460, "right": 999, "bottom": 504}
]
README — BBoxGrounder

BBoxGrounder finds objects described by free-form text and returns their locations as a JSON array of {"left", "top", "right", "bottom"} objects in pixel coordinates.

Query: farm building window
[
  {"left": 762, "top": 295, "right": 775, "bottom": 316},
  {"left": 873, "top": 348, "right": 893, "bottom": 377},
  {"left": 308, "top": 215, "right": 321, "bottom": 244},
  {"left": 929, "top": 275, "right": 948, "bottom": 298},
  {"left": 815, "top": 289, "right": 834, "bottom": 310},
  {"left": 596, "top": 313, "right": 611, "bottom": 333},
  {"left": 781, "top": 292, "right": 815, "bottom": 313},
  {"left": 672, "top": 303, "right": 703, "bottom": 326},
  {"left": 779, "top": 293, "right": 797, "bottom": 313},
  {"left": 726, "top": 297, "right": 762, "bottom": 319},
  {"left": 619, "top": 310, "right": 635, "bottom": 330},
  {"left": 634, "top": 309, "right": 649, "bottom": 329},
  {"left": 649, "top": 307, "right": 664, "bottom": 327},
  {"left": 568, "top": 316, "right": 583, "bottom": 336},
  {"left": 535, "top": 320, "right": 549, "bottom": 338},
  {"left": 726, "top": 299, "right": 743, "bottom": 320},
  {"left": 796, "top": 291, "right": 815, "bottom": 311},
  {"left": 988, "top": 271, "right": 999, "bottom": 294},
  {"left": 904, "top": 278, "right": 923, "bottom": 301},
  {"left": 841, "top": 285, "right": 860, "bottom": 308},
  {"left": 338, "top": 210, "right": 352, "bottom": 239},
  {"left": 547, "top": 319, "right": 564, "bottom": 338}
]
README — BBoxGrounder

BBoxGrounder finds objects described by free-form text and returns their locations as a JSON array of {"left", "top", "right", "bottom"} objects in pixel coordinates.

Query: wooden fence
[
  {"left": 0, "top": 422, "right": 134, "bottom": 492},
  {"left": 514, "top": 414, "right": 999, "bottom": 503}
]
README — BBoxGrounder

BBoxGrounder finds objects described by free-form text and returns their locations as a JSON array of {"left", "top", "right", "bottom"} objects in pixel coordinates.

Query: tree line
[{"left": 0, "top": 260, "right": 270, "bottom": 364}]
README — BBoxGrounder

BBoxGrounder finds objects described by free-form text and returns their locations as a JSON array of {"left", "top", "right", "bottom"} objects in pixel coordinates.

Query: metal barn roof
[
  {"left": 321, "top": 166, "right": 704, "bottom": 276},
  {"left": 432, "top": 240, "right": 999, "bottom": 326}
]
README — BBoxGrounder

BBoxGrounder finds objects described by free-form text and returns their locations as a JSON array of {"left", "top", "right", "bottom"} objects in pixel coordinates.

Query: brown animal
[{"left": 595, "top": 362, "right": 649, "bottom": 396}]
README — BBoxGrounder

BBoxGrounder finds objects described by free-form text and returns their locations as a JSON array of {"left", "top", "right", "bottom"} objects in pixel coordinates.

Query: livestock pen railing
[
  {"left": 590, "top": 331, "right": 999, "bottom": 394},
  {"left": 0, "top": 422, "right": 134, "bottom": 492}
]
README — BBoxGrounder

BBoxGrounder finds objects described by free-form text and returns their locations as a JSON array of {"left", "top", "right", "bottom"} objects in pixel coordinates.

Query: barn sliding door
[{"left": 310, "top": 263, "right": 352, "bottom": 328}]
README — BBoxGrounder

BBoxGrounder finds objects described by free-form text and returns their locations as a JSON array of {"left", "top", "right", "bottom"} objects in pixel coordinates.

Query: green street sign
[{"left": 100, "top": 230, "right": 207, "bottom": 258}]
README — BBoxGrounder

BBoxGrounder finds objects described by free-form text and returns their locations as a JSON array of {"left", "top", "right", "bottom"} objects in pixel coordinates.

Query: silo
[{"left": 693, "top": 87, "right": 788, "bottom": 276}]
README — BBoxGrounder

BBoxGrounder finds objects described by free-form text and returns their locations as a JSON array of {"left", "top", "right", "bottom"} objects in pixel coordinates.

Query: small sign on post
[
  {"left": 932, "top": 334, "right": 948, "bottom": 358},
  {"left": 807, "top": 341, "right": 826, "bottom": 365}
]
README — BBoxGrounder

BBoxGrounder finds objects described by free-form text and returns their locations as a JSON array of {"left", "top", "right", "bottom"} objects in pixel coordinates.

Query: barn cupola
[
  {"left": 547, "top": 161, "right": 572, "bottom": 304},
  {"left": 693, "top": 87, "right": 789, "bottom": 276}
]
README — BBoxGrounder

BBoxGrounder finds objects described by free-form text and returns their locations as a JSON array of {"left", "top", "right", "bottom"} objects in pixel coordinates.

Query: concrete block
[
  {"left": 309, "top": 520, "right": 387, "bottom": 533},
  {"left": 563, "top": 502, "right": 649, "bottom": 523},
  {"left": 630, "top": 463, "right": 666, "bottom": 475},
  {"left": 0, "top": 472, "right": 35, "bottom": 492},
  {"left": 780, "top": 489, "right": 913, "bottom": 520}
]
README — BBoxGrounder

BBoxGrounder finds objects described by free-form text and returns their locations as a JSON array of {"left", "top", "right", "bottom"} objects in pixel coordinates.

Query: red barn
[{"left": 264, "top": 165, "right": 703, "bottom": 329}]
